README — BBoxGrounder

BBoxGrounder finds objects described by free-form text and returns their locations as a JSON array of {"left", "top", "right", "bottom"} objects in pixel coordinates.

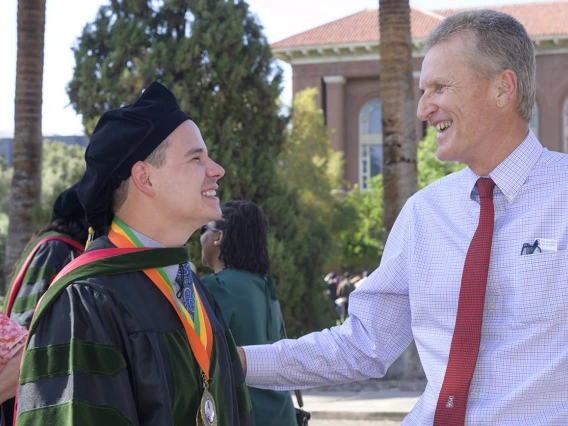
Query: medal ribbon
[{"left": 109, "top": 217, "right": 213, "bottom": 380}]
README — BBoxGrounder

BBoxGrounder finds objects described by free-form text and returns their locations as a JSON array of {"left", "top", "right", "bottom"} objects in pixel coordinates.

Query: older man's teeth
[
  {"left": 202, "top": 190, "right": 216, "bottom": 197},
  {"left": 436, "top": 121, "right": 453, "bottom": 132}
]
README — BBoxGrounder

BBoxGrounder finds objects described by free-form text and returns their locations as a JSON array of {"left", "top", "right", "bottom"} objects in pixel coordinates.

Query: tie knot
[{"left": 476, "top": 178, "right": 495, "bottom": 199}]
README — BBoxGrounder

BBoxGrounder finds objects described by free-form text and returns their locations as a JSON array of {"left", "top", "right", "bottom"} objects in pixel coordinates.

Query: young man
[
  {"left": 240, "top": 10, "right": 568, "bottom": 425},
  {"left": 16, "top": 82, "right": 254, "bottom": 426}
]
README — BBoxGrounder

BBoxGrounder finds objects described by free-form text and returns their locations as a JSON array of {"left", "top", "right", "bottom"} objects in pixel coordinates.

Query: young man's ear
[
  {"left": 495, "top": 69, "right": 518, "bottom": 109},
  {"left": 130, "top": 161, "right": 156, "bottom": 197}
]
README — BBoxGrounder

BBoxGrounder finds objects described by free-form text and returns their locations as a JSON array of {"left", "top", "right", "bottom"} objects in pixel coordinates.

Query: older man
[
  {"left": 240, "top": 10, "right": 568, "bottom": 425},
  {"left": 16, "top": 82, "right": 254, "bottom": 426}
]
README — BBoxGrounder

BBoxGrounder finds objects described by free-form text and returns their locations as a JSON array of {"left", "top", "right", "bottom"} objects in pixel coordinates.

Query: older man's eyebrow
[
  {"left": 184, "top": 147, "right": 204, "bottom": 157},
  {"left": 419, "top": 77, "right": 452, "bottom": 91}
]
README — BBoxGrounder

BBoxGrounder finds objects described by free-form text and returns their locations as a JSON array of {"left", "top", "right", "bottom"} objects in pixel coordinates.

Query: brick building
[{"left": 272, "top": 2, "right": 568, "bottom": 189}]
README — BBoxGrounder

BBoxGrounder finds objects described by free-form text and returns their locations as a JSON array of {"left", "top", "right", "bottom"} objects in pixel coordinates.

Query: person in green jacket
[{"left": 200, "top": 200, "right": 297, "bottom": 426}]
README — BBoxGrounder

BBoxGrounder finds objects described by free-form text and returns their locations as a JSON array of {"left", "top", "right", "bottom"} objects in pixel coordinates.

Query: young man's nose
[{"left": 208, "top": 160, "right": 225, "bottom": 179}]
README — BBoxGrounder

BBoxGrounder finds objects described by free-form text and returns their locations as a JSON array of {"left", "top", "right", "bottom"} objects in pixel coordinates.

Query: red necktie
[{"left": 434, "top": 178, "right": 496, "bottom": 426}]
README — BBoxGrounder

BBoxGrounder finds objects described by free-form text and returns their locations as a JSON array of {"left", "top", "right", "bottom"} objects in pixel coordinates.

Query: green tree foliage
[
  {"left": 34, "top": 140, "right": 87, "bottom": 225},
  {"left": 0, "top": 141, "right": 86, "bottom": 294},
  {"left": 335, "top": 128, "right": 464, "bottom": 273},
  {"left": 333, "top": 174, "right": 385, "bottom": 272},
  {"left": 0, "top": 158, "right": 13, "bottom": 294},
  {"left": 68, "top": 0, "right": 286, "bottom": 204},
  {"left": 67, "top": 0, "right": 334, "bottom": 336},
  {"left": 275, "top": 88, "right": 352, "bottom": 329},
  {"left": 418, "top": 127, "right": 465, "bottom": 189}
]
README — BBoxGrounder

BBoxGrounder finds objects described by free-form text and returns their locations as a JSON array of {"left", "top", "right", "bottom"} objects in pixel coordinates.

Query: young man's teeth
[
  {"left": 202, "top": 190, "right": 216, "bottom": 197},
  {"left": 436, "top": 122, "right": 453, "bottom": 132}
]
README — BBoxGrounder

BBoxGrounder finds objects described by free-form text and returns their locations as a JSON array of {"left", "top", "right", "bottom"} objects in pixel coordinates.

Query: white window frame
[{"left": 359, "top": 98, "right": 383, "bottom": 190}]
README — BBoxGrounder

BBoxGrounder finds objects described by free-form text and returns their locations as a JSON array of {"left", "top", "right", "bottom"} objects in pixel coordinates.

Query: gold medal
[{"left": 197, "top": 378, "right": 217, "bottom": 426}]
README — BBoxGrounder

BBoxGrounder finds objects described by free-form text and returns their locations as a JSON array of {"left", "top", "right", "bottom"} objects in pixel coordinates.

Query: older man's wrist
[{"left": 237, "top": 347, "right": 247, "bottom": 376}]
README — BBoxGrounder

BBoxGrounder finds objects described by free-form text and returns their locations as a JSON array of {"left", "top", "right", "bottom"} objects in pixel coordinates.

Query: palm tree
[
  {"left": 379, "top": 0, "right": 417, "bottom": 237},
  {"left": 4, "top": 0, "right": 47, "bottom": 291},
  {"left": 378, "top": 0, "right": 422, "bottom": 381}
]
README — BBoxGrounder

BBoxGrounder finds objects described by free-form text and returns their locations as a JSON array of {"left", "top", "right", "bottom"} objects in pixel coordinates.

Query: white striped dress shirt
[{"left": 244, "top": 131, "right": 568, "bottom": 425}]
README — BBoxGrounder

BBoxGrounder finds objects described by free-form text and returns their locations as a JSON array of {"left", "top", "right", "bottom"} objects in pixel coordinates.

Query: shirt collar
[
  {"left": 127, "top": 226, "right": 179, "bottom": 284},
  {"left": 465, "top": 130, "right": 543, "bottom": 203}
]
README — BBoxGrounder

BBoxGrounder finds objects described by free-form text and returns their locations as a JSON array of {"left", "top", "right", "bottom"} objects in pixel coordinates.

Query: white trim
[
  {"left": 276, "top": 45, "right": 568, "bottom": 65},
  {"left": 272, "top": 35, "right": 568, "bottom": 65},
  {"left": 282, "top": 53, "right": 380, "bottom": 65},
  {"left": 359, "top": 98, "right": 383, "bottom": 190},
  {"left": 531, "top": 35, "right": 568, "bottom": 43},
  {"left": 323, "top": 75, "right": 346, "bottom": 85},
  {"left": 535, "top": 47, "right": 568, "bottom": 56}
]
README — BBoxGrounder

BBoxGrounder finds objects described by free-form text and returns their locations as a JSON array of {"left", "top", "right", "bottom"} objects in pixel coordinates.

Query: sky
[{"left": 0, "top": 0, "right": 550, "bottom": 137}]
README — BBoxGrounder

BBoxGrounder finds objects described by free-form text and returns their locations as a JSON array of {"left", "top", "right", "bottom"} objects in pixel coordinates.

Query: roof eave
[
  {"left": 273, "top": 35, "right": 568, "bottom": 65},
  {"left": 273, "top": 39, "right": 427, "bottom": 64}
]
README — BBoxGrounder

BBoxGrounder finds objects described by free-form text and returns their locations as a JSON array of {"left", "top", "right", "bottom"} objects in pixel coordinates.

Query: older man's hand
[
  {"left": 0, "top": 347, "right": 23, "bottom": 403},
  {"left": 237, "top": 347, "right": 247, "bottom": 376}
]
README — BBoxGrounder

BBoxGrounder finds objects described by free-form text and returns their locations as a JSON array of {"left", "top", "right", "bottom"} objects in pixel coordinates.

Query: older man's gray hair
[{"left": 424, "top": 9, "right": 536, "bottom": 122}]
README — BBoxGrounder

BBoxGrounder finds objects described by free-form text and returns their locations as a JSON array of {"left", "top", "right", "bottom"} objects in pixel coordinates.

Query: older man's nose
[{"left": 417, "top": 94, "right": 437, "bottom": 122}]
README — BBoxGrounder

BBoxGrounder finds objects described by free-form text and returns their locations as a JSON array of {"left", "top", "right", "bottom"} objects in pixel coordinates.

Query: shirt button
[
  {"left": 471, "top": 390, "right": 479, "bottom": 398},
  {"left": 489, "top": 303, "right": 495, "bottom": 310},
  {"left": 508, "top": 194, "right": 514, "bottom": 201},
  {"left": 480, "top": 346, "right": 486, "bottom": 352}
]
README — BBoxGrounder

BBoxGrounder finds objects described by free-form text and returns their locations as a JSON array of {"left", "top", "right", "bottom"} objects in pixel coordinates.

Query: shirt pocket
[{"left": 513, "top": 250, "right": 568, "bottom": 325}]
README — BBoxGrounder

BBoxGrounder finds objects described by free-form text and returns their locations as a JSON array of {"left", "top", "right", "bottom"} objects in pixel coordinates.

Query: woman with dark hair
[{"left": 200, "top": 200, "right": 296, "bottom": 426}]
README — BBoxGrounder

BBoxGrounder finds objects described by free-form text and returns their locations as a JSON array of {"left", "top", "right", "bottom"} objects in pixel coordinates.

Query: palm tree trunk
[
  {"left": 378, "top": 0, "right": 422, "bottom": 381},
  {"left": 379, "top": 0, "right": 417, "bottom": 238},
  {"left": 4, "top": 0, "right": 46, "bottom": 291}
]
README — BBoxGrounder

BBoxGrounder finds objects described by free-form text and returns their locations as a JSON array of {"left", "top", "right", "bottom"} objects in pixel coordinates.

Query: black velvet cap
[
  {"left": 51, "top": 183, "right": 85, "bottom": 222},
  {"left": 77, "top": 82, "right": 192, "bottom": 229}
]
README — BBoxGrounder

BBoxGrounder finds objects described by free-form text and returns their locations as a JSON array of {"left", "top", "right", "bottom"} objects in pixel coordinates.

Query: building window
[
  {"left": 359, "top": 98, "right": 383, "bottom": 190},
  {"left": 530, "top": 102, "right": 538, "bottom": 138},
  {"left": 564, "top": 99, "right": 568, "bottom": 153}
]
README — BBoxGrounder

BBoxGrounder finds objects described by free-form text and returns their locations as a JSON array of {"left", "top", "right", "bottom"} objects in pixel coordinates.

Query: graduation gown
[
  {"left": 1, "top": 231, "right": 82, "bottom": 426},
  {"left": 3, "top": 231, "right": 81, "bottom": 328},
  {"left": 15, "top": 236, "right": 254, "bottom": 426}
]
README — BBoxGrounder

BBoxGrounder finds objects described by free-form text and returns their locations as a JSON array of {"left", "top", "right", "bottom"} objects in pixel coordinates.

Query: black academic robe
[
  {"left": 16, "top": 236, "right": 254, "bottom": 426},
  {"left": 1, "top": 231, "right": 80, "bottom": 426}
]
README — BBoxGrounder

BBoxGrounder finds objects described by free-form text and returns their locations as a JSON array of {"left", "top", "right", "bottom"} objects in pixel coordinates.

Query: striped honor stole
[{"left": 108, "top": 217, "right": 214, "bottom": 380}]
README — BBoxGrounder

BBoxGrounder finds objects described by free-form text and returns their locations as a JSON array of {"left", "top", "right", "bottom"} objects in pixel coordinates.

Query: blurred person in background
[
  {"left": 3, "top": 183, "right": 87, "bottom": 328},
  {"left": 1, "top": 184, "right": 88, "bottom": 426},
  {"left": 200, "top": 200, "right": 296, "bottom": 426}
]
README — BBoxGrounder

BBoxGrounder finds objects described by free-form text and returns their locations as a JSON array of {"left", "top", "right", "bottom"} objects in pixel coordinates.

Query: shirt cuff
[{"left": 243, "top": 344, "right": 278, "bottom": 387}]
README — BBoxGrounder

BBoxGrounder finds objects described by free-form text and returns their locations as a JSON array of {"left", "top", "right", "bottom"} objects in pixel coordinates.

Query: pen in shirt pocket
[
  {"left": 520, "top": 238, "right": 558, "bottom": 255},
  {"left": 520, "top": 240, "right": 541, "bottom": 255}
]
